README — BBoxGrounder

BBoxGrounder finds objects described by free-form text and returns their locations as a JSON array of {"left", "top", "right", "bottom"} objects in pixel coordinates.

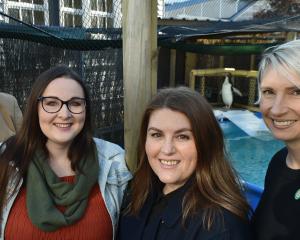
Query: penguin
[{"left": 221, "top": 74, "right": 242, "bottom": 109}]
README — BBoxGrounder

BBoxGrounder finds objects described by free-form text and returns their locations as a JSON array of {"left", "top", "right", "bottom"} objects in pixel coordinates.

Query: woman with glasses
[
  {"left": 118, "top": 87, "right": 252, "bottom": 240},
  {"left": 0, "top": 65, "right": 132, "bottom": 240}
]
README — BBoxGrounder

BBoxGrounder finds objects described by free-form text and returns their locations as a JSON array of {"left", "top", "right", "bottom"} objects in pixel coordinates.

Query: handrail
[
  {"left": 243, "top": 181, "right": 263, "bottom": 212},
  {"left": 189, "top": 67, "right": 258, "bottom": 91}
]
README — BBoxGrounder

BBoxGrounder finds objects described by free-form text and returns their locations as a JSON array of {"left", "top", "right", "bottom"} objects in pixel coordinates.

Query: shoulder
[
  {"left": 93, "top": 137, "right": 124, "bottom": 160},
  {"left": 269, "top": 147, "right": 287, "bottom": 167},
  {"left": 170, "top": 208, "right": 252, "bottom": 239},
  {"left": 264, "top": 147, "right": 287, "bottom": 184},
  {"left": 0, "top": 92, "right": 17, "bottom": 102},
  {"left": 93, "top": 138, "right": 132, "bottom": 182},
  {"left": 0, "top": 93, "right": 18, "bottom": 112},
  {"left": 211, "top": 209, "right": 252, "bottom": 239},
  {"left": 221, "top": 209, "right": 250, "bottom": 229}
]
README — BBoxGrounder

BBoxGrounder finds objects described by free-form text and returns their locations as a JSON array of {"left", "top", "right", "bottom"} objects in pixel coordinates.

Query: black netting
[
  {"left": 1, "top": 0, "right": 300, "bottom": 145},
  {"left": 158, "top": 1, "right": 300, "bottom": 108},
  {"left": 0, "top": 0, "right": 122, "bottom": 49},
  {"left": 0, "top": 38, "right": 124, "bottom": 145},
  {"left": 0, "top": 0, "right": 124, "bottom": 145}
]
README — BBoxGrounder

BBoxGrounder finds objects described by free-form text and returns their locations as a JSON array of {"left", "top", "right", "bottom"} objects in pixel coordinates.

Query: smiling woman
[
  {"left": 38, "top": 77, "right": 86, "bottom": 157},
  {"left": 145, "top": 108, "right": 197, "bottom": 195},
  {"left": 259, "top": 69, "right": 300, "bottom": 144},
  {"left": 0, "top": 65, "right": 132, "bottom": 240},
  {"left": 251, "top": 39, "right": 300, "bottom": 240},
  {"left": 118, "top": 87, "right": 252, "bottom": 240}
]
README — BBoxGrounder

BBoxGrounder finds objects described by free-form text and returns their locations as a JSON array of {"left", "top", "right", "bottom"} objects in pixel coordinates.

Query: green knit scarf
[{"left": 26, "top": 150, "right": 99, "bottom": 232}]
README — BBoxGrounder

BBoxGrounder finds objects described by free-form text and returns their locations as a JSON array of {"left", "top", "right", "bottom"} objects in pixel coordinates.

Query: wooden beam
[
  {"left": 250, "top": 54, "right": 255, "bottom": 70},
  {"left": 286, "top": 32, "right": 297, "bottom": 41},
  {"left": 123, "top": 0, "right": 157, "bottom": 172},
  {"left": 219, "top": 55, "right": 224, "bottom": 68},
  {"left": 189, "top": 71, "right": 196, "bottom": 90},
  {"left": 169, "top": 48, "right": 176, "bottom": 87},
  {"left": 191, "top": 68, "right": 257, "bottom": 78},
  {"left": 185, "top": 52, "right": 197, "bottom": 86}
]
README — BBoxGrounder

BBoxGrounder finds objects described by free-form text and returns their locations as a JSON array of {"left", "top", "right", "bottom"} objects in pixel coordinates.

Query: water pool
[{"left": 220, "top": 120, "right": 284, "bottom": 188}]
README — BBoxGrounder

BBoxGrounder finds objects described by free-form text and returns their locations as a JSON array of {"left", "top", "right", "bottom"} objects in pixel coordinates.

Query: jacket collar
[
  {"left": 160, "top": 178, "right": 194, "bottom": 227},
  {"left": 138, "top": 177, "right": 194, "bottom": 232}
]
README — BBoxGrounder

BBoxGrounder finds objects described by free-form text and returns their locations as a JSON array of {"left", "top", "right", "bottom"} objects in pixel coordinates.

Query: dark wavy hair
[
  {"left": 0, "top": 65, "right": 95, "bottom": 230},
  {"left": 128, "top": 87, "right": 249, "bottom": 229}
]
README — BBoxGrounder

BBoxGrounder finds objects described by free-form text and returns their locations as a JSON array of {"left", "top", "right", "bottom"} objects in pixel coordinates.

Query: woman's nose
[
  {"left": 161, "top": 139, "right": 175, "bottom": 155},
  {"left": 270, "top": 95, "right": 288, "bottom": 116},
  {"left": 58, "top": 104, "right": 72, "bottom": 118}
]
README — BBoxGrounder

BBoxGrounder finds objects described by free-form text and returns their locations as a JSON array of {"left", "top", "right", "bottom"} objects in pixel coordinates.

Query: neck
[
  {"left": 286, "top": 145, "right": 300, "bottom": 170},
  {"left": 46, "top": 141, "right": 75, "bottom": 177}
]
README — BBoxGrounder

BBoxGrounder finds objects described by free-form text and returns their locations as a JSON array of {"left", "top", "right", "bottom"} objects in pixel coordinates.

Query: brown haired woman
[
  {"left": 0, "top": 65, "right": 131, "bottom": 240},
  {"left": 118, "top": 87, "right": 252, "bottom": 240}
]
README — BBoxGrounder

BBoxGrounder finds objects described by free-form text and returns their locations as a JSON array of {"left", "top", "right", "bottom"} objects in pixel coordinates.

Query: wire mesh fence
[
  {"left": 0, "top": 0, "right": 124, "bottom": 145},
  {"left": 1, "top": 0, "right": 300, "bottom": 145}
]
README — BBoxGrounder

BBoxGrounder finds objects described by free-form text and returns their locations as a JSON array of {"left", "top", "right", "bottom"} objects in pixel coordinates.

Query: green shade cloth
[{"left": 26, "top": 150, "right": 99, "bottom": 232}]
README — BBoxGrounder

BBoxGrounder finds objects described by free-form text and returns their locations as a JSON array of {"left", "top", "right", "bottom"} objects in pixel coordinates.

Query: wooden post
[
  {"left": 122, "top": 0, "right": 157, "bottom": 172},
  {"left": 200, "top": 76, "right": 206, "bottom": 96},
  {"left": 169, "top": 47, "right": 176, "bottom": 87},
  {"left": 219, "top": 56, "right": 224, "bottom": 68},
  {"left": 185, "top": 52, "right": 197, "bottom": 86},
  {"left": 286, "top": 32, "right": 297, "bottom": 41},
  {"left": 189, "top": 70, "right": 195, "bottom": 90},
  {"left": 248, "top": 54, "right": 256, "bottom": 105},
  {"left": 250, "top": 54, "right": 255, "bottom": 70}
]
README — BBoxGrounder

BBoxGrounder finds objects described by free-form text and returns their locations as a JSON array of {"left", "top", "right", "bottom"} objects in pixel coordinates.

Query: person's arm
[{"left": 11, "top": 96, "right": 23, "bottom": 132}]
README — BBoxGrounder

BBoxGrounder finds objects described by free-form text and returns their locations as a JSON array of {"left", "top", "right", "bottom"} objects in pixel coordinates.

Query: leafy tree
[{"left": 255, "top": 0, "right": 300, "bottom": 18}]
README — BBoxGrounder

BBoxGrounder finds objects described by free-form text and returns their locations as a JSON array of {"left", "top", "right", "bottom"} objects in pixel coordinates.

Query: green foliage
[{"left": 255, "top": 0, "right": 300, "bottom": 18}]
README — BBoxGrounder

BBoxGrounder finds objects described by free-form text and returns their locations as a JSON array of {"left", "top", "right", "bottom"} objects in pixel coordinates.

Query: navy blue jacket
[{"left": 118, "top": 184, "right": 252, "bottom": 240}]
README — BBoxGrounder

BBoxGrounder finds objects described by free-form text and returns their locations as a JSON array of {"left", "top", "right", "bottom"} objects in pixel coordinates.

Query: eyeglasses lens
[{"left": 42, "top": 97, "right": 85, "bottom": 114}]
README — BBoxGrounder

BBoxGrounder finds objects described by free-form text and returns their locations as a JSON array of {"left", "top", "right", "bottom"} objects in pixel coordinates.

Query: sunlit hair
[
  {"left": 128, "top": 87, "right": 249, "bottom": 229},
  {"left": 0, "top": 65, "right": 95, "bottom": 231},
  {"left": 257, "top": 39, "right": 300, "bottom": 102}
]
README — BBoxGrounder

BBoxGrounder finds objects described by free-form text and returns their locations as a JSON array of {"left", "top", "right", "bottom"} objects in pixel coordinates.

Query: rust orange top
[{"left": 5, "top": 176, "right": 112, "bottom": 240}]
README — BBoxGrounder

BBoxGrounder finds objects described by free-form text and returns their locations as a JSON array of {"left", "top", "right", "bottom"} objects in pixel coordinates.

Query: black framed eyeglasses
[{"left": 38, "top": 96, "right": 86, "bottom": 114}]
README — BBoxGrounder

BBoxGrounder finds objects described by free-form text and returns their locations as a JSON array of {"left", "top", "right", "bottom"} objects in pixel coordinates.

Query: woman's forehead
[
  {"left": 261, "top": 66, "right": 300, "bottom": 88},
  {"left": 43, "top": 77, "right": 84, "bottom": 98}
]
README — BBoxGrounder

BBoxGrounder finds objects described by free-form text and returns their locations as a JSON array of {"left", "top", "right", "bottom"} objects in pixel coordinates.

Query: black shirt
[
  {"left": 143, "top": 180, "right": 191, "bottom": 239},
  {"left": 252, "top": 147, "right": 300, "bottom": 240},
  {"left": 118, "top": 179, "right": 252, "bottom": 240}
]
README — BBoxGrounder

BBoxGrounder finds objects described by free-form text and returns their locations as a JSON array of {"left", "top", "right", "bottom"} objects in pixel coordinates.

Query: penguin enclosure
[
  {"left": 189, "top": 68, "right": 257, "bottom": 109},
  {"left": 156, "top": 21, "right": 300, "bottom": 110}
]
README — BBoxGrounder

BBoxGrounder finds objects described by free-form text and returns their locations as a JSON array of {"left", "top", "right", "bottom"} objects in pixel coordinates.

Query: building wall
[
  {"left": 157, "top": 0, "right": 164, "bottom": 18},
  {"left": 0, "top": 0, "right": 4, "bottom": 21},
  {"left": 164, "top": 0, "right": 252, "bottom": 20},
  {"left": 0, "top": 0, "right": 119, "bottom": 28}
]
